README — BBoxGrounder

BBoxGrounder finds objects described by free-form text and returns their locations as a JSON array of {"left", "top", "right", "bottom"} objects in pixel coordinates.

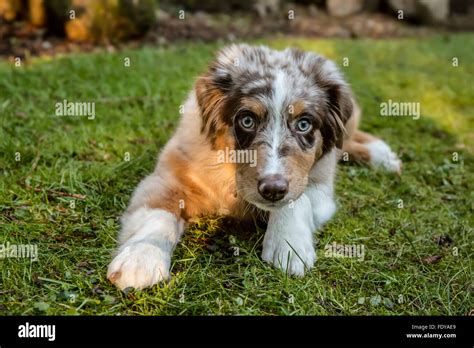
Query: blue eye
[
  {"left": 296, "top": 117, "right": 312, "bottom": 133},
  {"left": 239, "top": 114, "right": 256, "bottom": 129}
]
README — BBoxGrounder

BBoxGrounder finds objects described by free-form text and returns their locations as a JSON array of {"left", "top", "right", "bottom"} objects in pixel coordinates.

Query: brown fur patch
[
  {"left": 342, "top": 141, "right": 371, "bottom": 164},
  {"left": 353, "top": 130, "right": 378, "bottom": 144},
  {"left": 286, "top": 147, "right": 316, "bottom": 192},
  {"left": 240, "top": 98, "right": 267, "bottom": 119},
  {"left": 288, "top": 100, "right": 307, "bottom": 119}
]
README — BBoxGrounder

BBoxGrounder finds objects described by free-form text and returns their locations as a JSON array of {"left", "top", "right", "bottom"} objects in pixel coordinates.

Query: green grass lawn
[{"left": 0, "top": 34, "right": 472, "bottom": 315}]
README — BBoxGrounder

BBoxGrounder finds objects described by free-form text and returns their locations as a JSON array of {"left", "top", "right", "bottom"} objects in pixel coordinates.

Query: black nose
[{"left": 258, "top": 175, "right": 289, "bottom": 202}]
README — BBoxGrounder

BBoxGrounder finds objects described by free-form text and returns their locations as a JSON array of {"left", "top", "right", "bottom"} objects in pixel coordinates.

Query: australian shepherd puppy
[{"left": 107, "top": 44, "right": 401, "bottom": 290}]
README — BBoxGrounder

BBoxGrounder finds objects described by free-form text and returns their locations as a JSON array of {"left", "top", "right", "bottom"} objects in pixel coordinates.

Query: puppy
[{"left": 107, "top": 44, "right": 401, "bottom": 290}]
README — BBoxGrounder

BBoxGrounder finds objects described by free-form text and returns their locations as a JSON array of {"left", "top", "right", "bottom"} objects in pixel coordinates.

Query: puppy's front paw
[
  {"left": 366, "top": 140, "right": 402, "bottom": 174},
  {"left": 107, "top": 243, "right": 171, "bottom": 290},
  {"left": 262, "top": 237, "right": 316, "bottom": 276}
]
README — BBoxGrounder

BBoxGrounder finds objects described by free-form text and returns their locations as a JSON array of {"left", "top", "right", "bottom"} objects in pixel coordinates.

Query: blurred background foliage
[
  {"left": 1, "top": 0, "right": 157, "bottom": 41},
  {"left": 1, "top": 0, "right": 473, "bottom": 45}
]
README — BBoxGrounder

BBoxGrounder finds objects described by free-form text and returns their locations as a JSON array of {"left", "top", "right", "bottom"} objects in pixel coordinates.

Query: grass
[{"left": 0, "top": 34, "right": 473, "bottom": 315}]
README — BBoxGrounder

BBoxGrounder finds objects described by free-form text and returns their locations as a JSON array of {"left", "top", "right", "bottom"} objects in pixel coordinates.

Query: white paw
[
  {"left": 107, "top": 243, "right": 171, "bottom": 290},
  {"left": 262, "top": 237, "right": 316, "bottom": 276},
  {"left": 366, "top": 140, "right": 402, "bottom": 173}
]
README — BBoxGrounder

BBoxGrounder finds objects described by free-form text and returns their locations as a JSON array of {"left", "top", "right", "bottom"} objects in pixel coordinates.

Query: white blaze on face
[{"left": 262, "top": 70, "right": 288, "bottom": 177}]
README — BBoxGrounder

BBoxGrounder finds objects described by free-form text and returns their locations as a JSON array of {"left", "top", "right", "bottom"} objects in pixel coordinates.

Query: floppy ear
[
  {"left": 322, "top": 80, "right": 353, "bottom": 151},
  {"left": 195, "top": 45, "right": 247, "bottom": 143},
  {"left": 195, "top": 71, "right": 231, "bottom": 143},
  {"left": 306, "top": 54, "right": 354, "bottom": 152}
]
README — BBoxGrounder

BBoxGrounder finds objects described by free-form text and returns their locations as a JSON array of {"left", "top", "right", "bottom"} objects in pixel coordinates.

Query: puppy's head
[{"left": 195, "top": 44, "right": 353, "bottom": 211}]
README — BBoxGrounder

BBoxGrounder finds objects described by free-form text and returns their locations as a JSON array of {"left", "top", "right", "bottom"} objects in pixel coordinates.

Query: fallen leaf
[{"left": 423, "top": 255, "right": 442, "bottom": 264}]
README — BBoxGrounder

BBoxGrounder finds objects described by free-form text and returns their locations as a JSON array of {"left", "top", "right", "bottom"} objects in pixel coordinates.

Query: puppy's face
[{"left": 196, "top": 44, "right": 353, "bottom": 211}]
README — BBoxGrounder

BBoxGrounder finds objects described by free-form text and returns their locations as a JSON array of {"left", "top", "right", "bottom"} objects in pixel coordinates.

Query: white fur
[
  {"left": 308, "top": 149, "right": 337, "bottom": 226},
  {"left": 365, "top": 139, "right": 402, "bottom": 173},
  {"left": 271, "top": 70, "right": 287, "bottom": 116},
  {"left": 262, "top": 193, "right": 316, "bottom": 276},
  {"left": 322, "top": 59, "right": 345, "bottom": 85},
  {"left": 263, "top": 70, "right": 288, "bottom": 176},
  {"left": 306, "top": 184, "right": 337, "bottom": 226},
  {"left": 107, "top": 208, "right": 184, "bottom": 290}
]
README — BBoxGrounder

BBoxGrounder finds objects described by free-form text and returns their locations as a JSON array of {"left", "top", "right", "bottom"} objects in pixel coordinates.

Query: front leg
[
  {"left": 107, "top": 175, "right": 185, "bottom": 290},
  {"left": 262, "top": 154, "right": 337, "bottom": 276},
  {"left": 107, "top": 207, "right": 184, "bottom": 290},
  {"left": 262, "top": 194, "right": 317, "bottom": 276}
]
